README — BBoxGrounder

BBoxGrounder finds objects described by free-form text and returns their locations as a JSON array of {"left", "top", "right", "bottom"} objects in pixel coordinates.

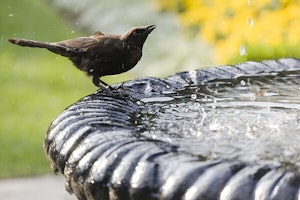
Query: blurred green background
[
  {"left": 1, "top": 0, "right": 299, "bottom": 178},
  {"left": 0, "top": 0, "right": 96, "bottom": 178}
]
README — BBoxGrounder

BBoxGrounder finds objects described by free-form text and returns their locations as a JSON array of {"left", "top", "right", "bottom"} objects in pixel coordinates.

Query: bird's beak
[
  {"left": 141, "top": 25, "right": 156, "bottom": 36},
  {"left": 145, "top": 25, "right": 156, "bottom": 33}
]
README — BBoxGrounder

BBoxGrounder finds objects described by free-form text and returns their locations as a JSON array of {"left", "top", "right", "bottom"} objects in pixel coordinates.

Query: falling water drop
[
  {"left": 247, "top": 17, "right": 253, "bottom": 27},
  {"left": 239, "top": 45, "right": 247, "bottom": 56}
]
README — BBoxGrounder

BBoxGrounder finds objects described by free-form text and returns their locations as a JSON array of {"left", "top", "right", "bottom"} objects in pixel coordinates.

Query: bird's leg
[
  {"left": 99, "top": 79, "right": 115, "bottom": 90},
  {"left": 93, "top": 76, "right": 114, "bottom": 90}
]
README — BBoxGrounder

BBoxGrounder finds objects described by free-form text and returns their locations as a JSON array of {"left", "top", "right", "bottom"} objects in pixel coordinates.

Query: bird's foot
[{"left": 93, "top": 76, "right": 115, "bottom": 90}]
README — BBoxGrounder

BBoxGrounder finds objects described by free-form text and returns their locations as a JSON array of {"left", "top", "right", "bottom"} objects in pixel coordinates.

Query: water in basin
[{"left": 135, "top": 72, "right": 300, "bottom": 168}]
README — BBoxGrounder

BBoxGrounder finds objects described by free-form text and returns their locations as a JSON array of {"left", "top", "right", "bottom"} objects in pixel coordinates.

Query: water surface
[{"left": 135, "top": 72, "right": 300, "bottom": 168}]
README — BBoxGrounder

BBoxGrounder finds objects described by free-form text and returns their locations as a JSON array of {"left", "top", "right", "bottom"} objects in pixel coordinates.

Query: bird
[{"left": 8, "top": 25, "right": 156, "bottom": 89}]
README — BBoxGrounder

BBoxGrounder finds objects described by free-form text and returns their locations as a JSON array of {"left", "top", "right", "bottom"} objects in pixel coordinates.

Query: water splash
[
  {"left": 136, "top": 72, "right": 300, "bottom": 166},
  {"left": 191, "top": 94, "right": 197, "bottom": 100}
]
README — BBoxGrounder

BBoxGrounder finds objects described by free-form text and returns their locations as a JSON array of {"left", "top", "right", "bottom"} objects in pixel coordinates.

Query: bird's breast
[{"left": 124, "top": 48, "right": 142, "bottom": 67}]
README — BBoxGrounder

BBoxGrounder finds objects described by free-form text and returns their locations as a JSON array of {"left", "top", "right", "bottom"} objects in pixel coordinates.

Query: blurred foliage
[
  {"left": 155, "top": 0, "right": 300, "bottom": 64},
  {"left": 0, "top": 0, "right": 96, "bottom": 178}
]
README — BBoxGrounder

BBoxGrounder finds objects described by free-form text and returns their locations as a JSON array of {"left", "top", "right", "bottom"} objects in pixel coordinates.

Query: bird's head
[{"left": 121, "top": 25, "right": 156, "bottom": 49}]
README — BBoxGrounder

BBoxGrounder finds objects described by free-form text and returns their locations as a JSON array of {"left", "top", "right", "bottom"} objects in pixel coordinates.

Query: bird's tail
[{"left": 8, "top": 38, "right": 71, "bottom": 57}]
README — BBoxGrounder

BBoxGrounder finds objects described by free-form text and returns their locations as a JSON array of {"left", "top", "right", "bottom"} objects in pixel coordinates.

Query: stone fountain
[{"left": 45, "top": 58, "right": 300, "bottom": 200}]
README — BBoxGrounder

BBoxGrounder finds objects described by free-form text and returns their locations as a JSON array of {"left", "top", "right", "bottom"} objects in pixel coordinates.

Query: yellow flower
[{"left": 156, "top": 0, "right": 300, "bottom": 64}]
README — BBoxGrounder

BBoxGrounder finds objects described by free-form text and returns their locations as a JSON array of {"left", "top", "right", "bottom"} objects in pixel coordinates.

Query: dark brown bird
[{"left": 8, "top": 25, "right": 156, "bottom": 89}]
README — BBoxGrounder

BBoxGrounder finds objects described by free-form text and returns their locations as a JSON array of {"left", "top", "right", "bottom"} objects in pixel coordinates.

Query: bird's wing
[
  {"left": 92, "top": 31, "right": 105, "bottom": 37},
  {"left": 87, "top": 36, "right": 126, "bottom": 63},
  {"left": 57, "top": 37, "right": 98, "bottom": 52}
]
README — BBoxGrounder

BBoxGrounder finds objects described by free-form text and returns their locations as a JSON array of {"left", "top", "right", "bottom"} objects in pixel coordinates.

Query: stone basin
[{"left": 44, "top": 58, "right": 300, "bottom": 200}]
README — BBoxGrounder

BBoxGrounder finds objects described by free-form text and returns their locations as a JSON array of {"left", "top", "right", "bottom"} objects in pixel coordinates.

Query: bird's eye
[{"left": 133, "top": 31, "right": 138, "bottom": 36}]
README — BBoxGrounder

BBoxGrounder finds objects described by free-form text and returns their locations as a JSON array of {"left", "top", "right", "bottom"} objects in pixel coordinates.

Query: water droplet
[
  {"left": 151, "top": 133, "right": 157, "bottom": 139},
  {"left": 90, "top": 179, "right": 95, "bottom": 184},
  {"left": 240, "top": 80, "right": 246, "bottom": 86},
  {"left": 214, "top": 89, "right": 218, "bottom": 95},
  {"left": 239, "top": 45, "right": 247, "bottom": 56},
  {"left": 8, "top": 13, "right": 14, "bottom": 17},
  {"left": 191, "top": 94, "right": 197, "bottom": 100},
  {"left": 247, "top": 17, "right": 253, "bottom": 27},
  {"left": 71, "top": 30, "right": 75, "bottom": 34}
]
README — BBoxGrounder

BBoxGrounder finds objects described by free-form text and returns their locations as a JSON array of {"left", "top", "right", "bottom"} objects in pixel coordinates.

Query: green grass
[{"left": 0, "top": 0, "right": 100, "bottom": 178}]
